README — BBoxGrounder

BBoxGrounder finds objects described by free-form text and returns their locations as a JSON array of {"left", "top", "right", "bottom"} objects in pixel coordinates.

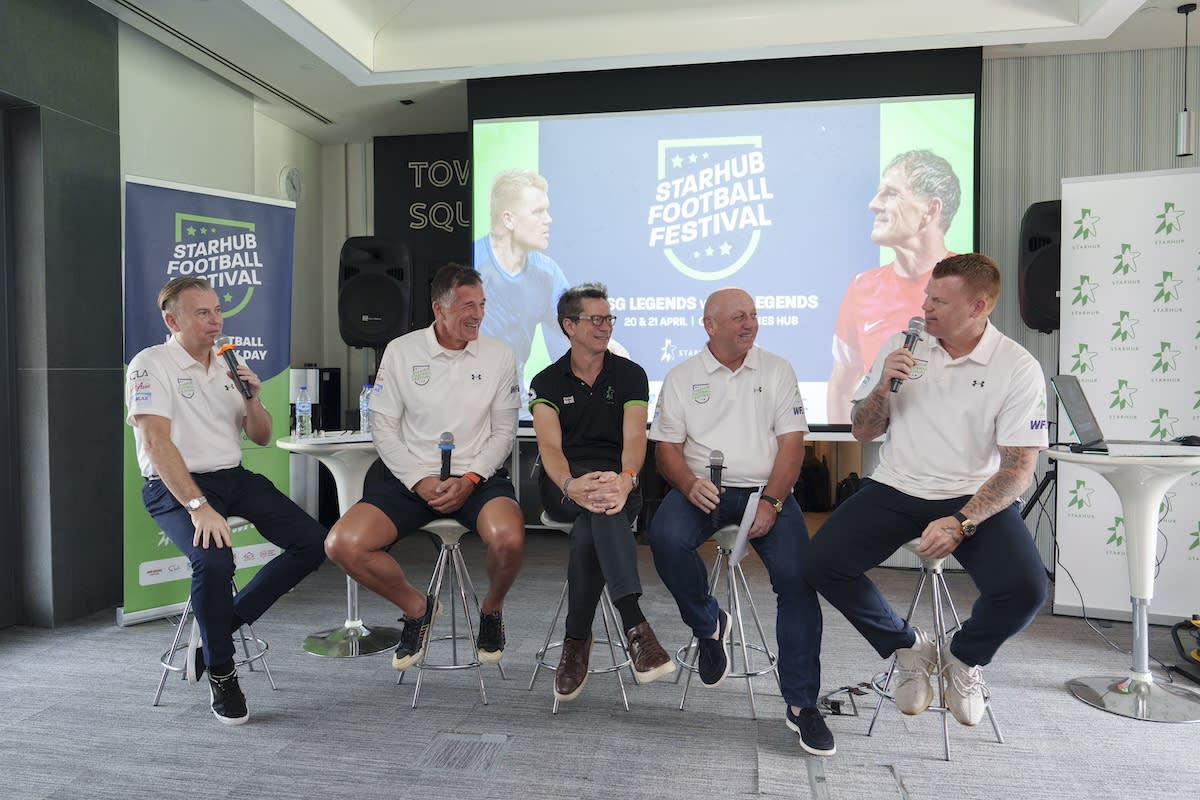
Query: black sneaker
[
  {"left": 786, "top": 706, "right": 836, "bottom": 756},
  {"left": 208, "top": 669, "right": 249, "bottom": 726},
  {"left": 477, "top": 610, "right": 505, "bottom": 664},
  {"left": 392, "top": 595, "right": 437, "bottom": 672},
  {"left": 697, "top": 609, "right": 730, "bottom": 686},
  {"left": 185, "top": 619, "right": 206, "bottom": 685}
]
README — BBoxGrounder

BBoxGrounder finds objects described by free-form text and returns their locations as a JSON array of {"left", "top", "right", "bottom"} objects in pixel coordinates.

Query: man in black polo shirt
[{"left": 529, "top": 282, "right": 675, "bottom": 702}]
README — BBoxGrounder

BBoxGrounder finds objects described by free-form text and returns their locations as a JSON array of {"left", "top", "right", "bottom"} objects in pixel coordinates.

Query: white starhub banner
[{"left": 1057, "top": 168, "right": 1200, "bottom": 623}]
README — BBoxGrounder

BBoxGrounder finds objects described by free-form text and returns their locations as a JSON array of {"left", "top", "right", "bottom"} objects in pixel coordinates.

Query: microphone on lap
[
  {"left": 708, "top": 450, "right": 724, "bottom": 527},
  {"left": 214, "top": 336, "right": 252, "bottom": 399},
  {"left": 439, "top": 432, "right": 455, "bottom": 481},
  {"left": 889, "top": 316, "right": 926, "bottom": 394}
]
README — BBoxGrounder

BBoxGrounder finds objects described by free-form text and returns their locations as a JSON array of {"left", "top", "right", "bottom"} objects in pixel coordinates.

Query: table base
[
  {"left": 303, "top": 622, "right": 402, "bottom": 658},
  {"left": 1067, "top": 676, "right": 1200, "bottom": 723}
]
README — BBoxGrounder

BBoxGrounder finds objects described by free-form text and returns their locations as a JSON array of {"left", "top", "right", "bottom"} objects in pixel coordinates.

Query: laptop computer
[{"left": 1050, "top": 374, "right": 1198, "bottom": 456}]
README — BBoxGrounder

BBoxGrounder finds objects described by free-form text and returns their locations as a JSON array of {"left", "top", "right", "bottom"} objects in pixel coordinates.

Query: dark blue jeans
[
  {"left": 143, "top": 466, "right": 326, "bottom": 671},
  {"left": 648, "top": 486, "right": 822, "bottom": 708},
  {"left": 803, "top": 480, "right": 1047, "bottom": 667}
]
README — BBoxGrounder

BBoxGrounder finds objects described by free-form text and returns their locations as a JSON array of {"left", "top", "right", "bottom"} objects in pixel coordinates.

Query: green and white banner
[
  {"left": 1057, "top": 168, "right": 1200, "bottom": 622},
  {"left": 119, "top": 176, "right": 296, "bottom": 624}
]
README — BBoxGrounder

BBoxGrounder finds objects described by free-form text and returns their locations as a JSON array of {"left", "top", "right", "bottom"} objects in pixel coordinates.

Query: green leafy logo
[
  {"left": 1070, "top": 343, "right": 1097, "bottom": 374},
  {"left": 1154, "top": 201, "right": 1185, "bottom": 235},
  {"left": 1073, "top": 208, "right": 1101, "bottom": 240},
  {"left": 1109, "top": 379, "right": 1137, "bottom": 410},
  {"left": 1151, "top": 341, "right": 1180, "bottom": 373},
  {"left": 1068, "top": 479, "right": 1094, "bottom": 510},
  {"left": 1106, "top": 516, "right": 1125, "bottom": 547},
  {"left": 1110, "top": 310, "right": 1139, "bottom": 342},
  {"left": 1111, "top": 243, "right": 1140, "bottom": 275},
  {"left": 1153, "top": 271, "right": 1183, "bottom": 304}
]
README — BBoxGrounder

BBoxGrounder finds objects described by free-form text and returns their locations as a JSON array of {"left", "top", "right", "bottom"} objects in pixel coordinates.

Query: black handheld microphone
[
  {"left": 214, "top": 336, "right": 252, "bottom": 399},
  {"left": 708, "top": 450, "right": 724, "bottom": 526},
  {"left": 439, "top": 432, "right": 455, "bottom": 481},
  {"left": 889, "top": 317, "right": 926, "bottom": 394}
]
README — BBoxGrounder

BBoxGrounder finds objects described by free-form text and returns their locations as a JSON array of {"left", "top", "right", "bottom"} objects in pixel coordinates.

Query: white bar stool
[
  {"left": 400, "top": 518, "right": 505, "bottom": 708},
  {"left": 152, "top": 517, "right": 276, "bottom": 705},
  {"left": 675, "top": 524, "right": 780, "bottom": 719},
  {"left": 528, "top": 512, "right": 635, "bottom": 713},
  {"left": 867, "top": 538, "right": 1004, "bottom": 761}
]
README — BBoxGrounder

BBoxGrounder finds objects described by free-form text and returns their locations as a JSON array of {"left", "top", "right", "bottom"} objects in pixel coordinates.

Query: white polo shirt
[
  {"left": 126, "top": 335, "right": 247, "bottom": 477},
  {"left": 370, "top": 325, "right": 520, "bottom": 488},
  {"left": 853, "top": 321, "right": 1049, "bottom": 499},
  {"left": 650, "top": 345, "right": 808, "bottom": 487}
]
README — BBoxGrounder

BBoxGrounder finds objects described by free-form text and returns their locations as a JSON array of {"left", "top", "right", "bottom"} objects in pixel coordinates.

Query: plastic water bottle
[
  {"left": 359, "top": 384, "right": 373, "bottom": 433},
  {"left": 295, "top": 385, "right": 313, "bottom": 438}
]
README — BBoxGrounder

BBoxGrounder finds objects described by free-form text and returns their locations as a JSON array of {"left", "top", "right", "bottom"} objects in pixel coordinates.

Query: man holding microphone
[
  {"left": 324, "top": 264, "right": 525, "bottom": 672},
  {"left": 127, "top": 277, "right": 326, "bottom": 726},
  {"left": 648, "top": 287, "right": 834, "bottom": 756}
]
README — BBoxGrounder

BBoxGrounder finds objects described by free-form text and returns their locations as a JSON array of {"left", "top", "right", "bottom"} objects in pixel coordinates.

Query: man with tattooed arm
[{"left": 804, "top": 253, "right": 1049, "bottom": 727}]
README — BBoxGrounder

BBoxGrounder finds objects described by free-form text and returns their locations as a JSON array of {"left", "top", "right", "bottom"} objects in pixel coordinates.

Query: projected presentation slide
[{"left": 472, "top": 95, "right": 974, "bottom": 426}]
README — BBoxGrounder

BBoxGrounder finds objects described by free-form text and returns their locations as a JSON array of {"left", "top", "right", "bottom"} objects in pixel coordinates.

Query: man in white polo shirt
[
  {"left": 127, "top": 277, "right": 326, "bottom": 726},
  {"left": 324, "top": 263, "right": 524, "bottom": 672},
  {"left": 648, "top": 287, "right": 834, "bottom": 757},
  {"left": 805, "top": 252, "right": 1049, "bottom": 728}
]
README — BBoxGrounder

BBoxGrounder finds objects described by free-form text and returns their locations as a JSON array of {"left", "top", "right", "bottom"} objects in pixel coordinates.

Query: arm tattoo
[
  {"left": 962, "top": 445, "right": 1040, "bottom": 522},
  {"left": 850, "top": 390, "right": 890, "bottom": 440}
]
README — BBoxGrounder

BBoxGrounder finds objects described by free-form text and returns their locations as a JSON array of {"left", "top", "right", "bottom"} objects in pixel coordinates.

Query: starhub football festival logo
[
  {"left": 647, "top": 137, "right": 773, "bottom": 281},
  {"left": 1111, "top": 244, "right": 1140, "bottom": 276},
  {"left": 1109, "top": 378, "right": 1137, "bottom": 410},
  {"left": 1073, "top": 208, "right": 1100, "bottom": 240},
  {"left": 1154, "top": 201, "right": 1185, "bottom": 235},
  {"left": 1070, "top": 343, "right": 1097, "bottom": 374},
  {"left": 1067, "top": 479, "right": 1094, "bottom": 510},
  {"left": 1105, "top": 516, "right": 1125, "bottom": 547},
  {"left": 1149, "top": 407, "right": 1179, "bottom": 439},
  {"left": 1188, "top": 523, "right": 1200, "bottom": 552},
  {"left": 1151, "top": 341, "right": 1180, "bottom": 373},
  {"left": 166, "top": 213, "right": 263, "bottom": 318},
  {"left": 1110, "top": 310, "right": 1139, "bottom": 342},
  {"left": 1072, "top": 275, "right": 1099, "bottom": 306}
]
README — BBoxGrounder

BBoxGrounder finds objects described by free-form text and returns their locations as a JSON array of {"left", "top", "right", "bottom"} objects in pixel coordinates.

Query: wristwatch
[
  {"left": 952, "top": 511, "right": 978, "bottom": 538},
  {"left": 760, "top": 494, "right": 784, "bottom": 513},
  {"left": 185, "top": 495, "right": 208, "bottom": 513}
]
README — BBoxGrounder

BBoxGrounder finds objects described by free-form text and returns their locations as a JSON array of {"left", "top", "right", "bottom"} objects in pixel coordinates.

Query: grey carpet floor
[{"left": 1, "top": 529, "right": 1196, "bottom": 800}]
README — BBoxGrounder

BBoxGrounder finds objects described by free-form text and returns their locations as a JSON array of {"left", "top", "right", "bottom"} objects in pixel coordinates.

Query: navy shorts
[{"left": 360, "top": 460, "right": 517, "bottom": 544}]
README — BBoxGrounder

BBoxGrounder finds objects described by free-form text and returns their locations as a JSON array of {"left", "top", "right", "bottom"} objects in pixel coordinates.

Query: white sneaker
[
  {"left": 185, "top": 619, "right": 204, "bottom": 685},
  {"left": 892, "top": 627, "right": 936, "bottom": 715},
  {"left": 943, "top": 652, "right": 989, "bottom": 726}
]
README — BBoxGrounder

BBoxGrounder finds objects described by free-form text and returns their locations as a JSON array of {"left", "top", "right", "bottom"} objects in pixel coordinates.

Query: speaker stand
[{"left": 1022, "top": 462, "right": 1056, "bottom": 581}]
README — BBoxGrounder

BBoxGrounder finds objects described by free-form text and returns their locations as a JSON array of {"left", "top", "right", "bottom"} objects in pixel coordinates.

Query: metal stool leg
[
  {"left": 677, "top": 546, "right": 726, "bottom": 710},
  {"left": 529, "top": 580, "right": 570, "bottom": 691},
  {"left": 867, "top": 568, "right": 930, "bottom": 735}
]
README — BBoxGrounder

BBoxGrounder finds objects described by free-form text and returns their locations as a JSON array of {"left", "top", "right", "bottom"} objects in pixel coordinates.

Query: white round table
[
  {"left": 1050, "top": 447, "right": 1200, "bottom": 722},
  {"left": 277, "top": 435, "right": 402, "bottom": 657}
]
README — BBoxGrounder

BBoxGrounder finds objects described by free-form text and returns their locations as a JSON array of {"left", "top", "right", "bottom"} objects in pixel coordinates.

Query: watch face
[{"left": 962, "top": 520, "right": 978, "bottom": 537}]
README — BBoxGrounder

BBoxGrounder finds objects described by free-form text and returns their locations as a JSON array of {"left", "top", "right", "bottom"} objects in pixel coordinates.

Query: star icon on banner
[
  {"left": 1105, "top": 516, "right": 1125, "bottom": 547},
  {"left": 688, "top": 153, "right": 698, "bottom": 164},
  {"left": 1068, "top": 480, "right": 1093, "bottom": 510},
  {"left": 224, "top": 293, "right": 233, "bottom": 303},
  {"left": 1150, "top": 408, "right": 1178, "bottom": 440},
  {"left": 1153, "top": 271, "right": 1183, "bottom": 303},
  {"left": 1109, "top": 379, "right": 1137, "bottom": 410},
  {"left": 1073, "top": 275, "right": 1099, "bottom": 305},
  {"left": 1110, "top": 310, "right": 1139, "bottom": 342},
  {"left": 719, "top": 242, "right": 733, "bottom": 256},
  {"left": 186, "top": 225, "right": 196, "bottom": 236},
  {"left": 1155, "top": 202, "right": 1185, "bottom": 234},
  {"left": 1073, "top": 208, "right": 1101, "bottom": 240},
  {"left": 200, "top": 227, "right": 208, "bottom": 234},
  {"left": 1071, "top": 344, "right": 1097, "bottom": 373},
  {"left": 704, "top": 246, "right": 714, "bottom": 257},
  {"left": 1111, "top": 244, "right": 1140, "bottom": 275},
  {"left": 1152, "top": 341, "right": 1180, "bottom": 372},
  {"left": 671, "top": 154, "right": 683, "bottom": 168}
]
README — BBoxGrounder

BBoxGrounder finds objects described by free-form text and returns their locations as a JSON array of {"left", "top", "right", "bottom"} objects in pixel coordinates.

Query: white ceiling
[{"left": 89, "top": 0, "right": 1195, "bottom": 143}]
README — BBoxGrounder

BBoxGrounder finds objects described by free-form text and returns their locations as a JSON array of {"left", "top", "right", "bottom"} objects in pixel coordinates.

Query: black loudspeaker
[
  {"left": 1017, "top": 200, "right": 1061, "bottom": 334},
  {"left": 338, "top": 237, "right": 412, "bottom": 347}
]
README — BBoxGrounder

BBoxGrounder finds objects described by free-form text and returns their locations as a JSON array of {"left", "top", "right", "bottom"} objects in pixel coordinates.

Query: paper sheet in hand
[{"left": 729, "top": 490, "right": 761, "bottom": 566}]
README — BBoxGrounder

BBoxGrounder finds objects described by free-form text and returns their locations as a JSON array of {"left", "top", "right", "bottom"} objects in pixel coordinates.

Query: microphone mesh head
[
  {"left": 710, "top": 449, "right": 724, "bottom": 467},
  {"left": 214, "top": 335, "right": 235, "bottom": 352},
  {"left": 439, "top": 431, "right": 454, "bottom": 446},
  {"left": 908, "top": 316, "right": 925, "bottom": 335}
]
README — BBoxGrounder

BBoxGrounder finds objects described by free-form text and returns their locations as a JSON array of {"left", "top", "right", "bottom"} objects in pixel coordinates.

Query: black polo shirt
[{"left": 529, "top": 350, "right": 649, "bottom": 470}]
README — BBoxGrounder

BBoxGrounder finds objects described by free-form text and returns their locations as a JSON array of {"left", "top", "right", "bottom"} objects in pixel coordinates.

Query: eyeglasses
[{"left": 567, "top": 314, "right": 617, "bottom": 327}]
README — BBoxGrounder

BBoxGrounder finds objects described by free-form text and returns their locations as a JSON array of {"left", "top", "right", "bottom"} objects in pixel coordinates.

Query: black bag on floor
[
  {"left": 796, "top": 453, "right": 832, "bottom": 512},
  {"left": 834, "top": 472, "right": 861, "bottom": 508}
]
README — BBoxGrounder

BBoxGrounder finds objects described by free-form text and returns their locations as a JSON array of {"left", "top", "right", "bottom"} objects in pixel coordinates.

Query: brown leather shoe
[
  {"left": 626, "top": 622, "right": 676, "bottom": 684},
  {"left": 554, "top": 637, "right": 591, "bottom": 702}
]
